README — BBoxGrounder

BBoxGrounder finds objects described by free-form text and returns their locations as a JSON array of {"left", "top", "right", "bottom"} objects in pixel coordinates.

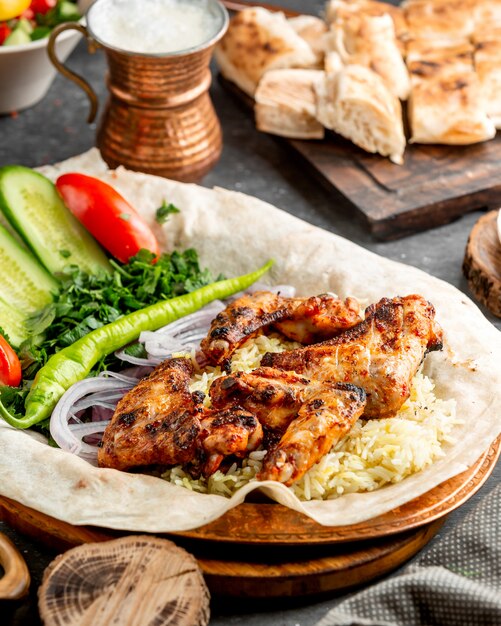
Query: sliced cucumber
[
  {"left": 0, "top": 222, "right": 58, "bottom": 316},
  {"left": 0, "top": 167, "right": 111, "bottom": 276},
  {"left": 4, "top": 27, "right": 31, "bottom": 46},
  {"left": 0, "top": 296, "right": 29, "bottom": 348}
]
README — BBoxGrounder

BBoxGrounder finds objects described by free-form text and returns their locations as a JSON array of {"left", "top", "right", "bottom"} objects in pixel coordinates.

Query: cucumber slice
[
  {"left": 0, "top": 167, "right": 111, "bottom": 276},
  {"left": 17, "top": 18, "right": 34, "bottom": 36},
  {"left": 4, "top": 27, "right": 31, "bottom": 46},
  {"left": 0, "top": 222, "right": 58, "bottom": 316},
  {"left": 0, "top": 296, "right": 29, "bottom": 348}
]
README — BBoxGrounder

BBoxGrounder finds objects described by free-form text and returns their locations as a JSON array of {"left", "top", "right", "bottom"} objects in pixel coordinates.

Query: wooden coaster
[
  {"left": 463, "top": 210, "right": 501, "bottom": 317},
  {"left": 38, "top": 536, "right": 210, "bottom": 625}
]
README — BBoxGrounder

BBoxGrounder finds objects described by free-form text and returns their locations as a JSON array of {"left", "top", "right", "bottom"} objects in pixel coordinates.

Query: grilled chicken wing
[
  {"left": 201, "top": 290, "right": 362, "bottom": 366},
  {"left": 197, "top": 407, "right": 263, "bottom": 476},
  {"left": 259, "top": 383, "right": 366, "bottom": 486},
  {"left": 98, "top": 358, "right": 200, "bottom": 471},
  {"left": 275, "top": 295, "right": 362, "bottom": 343},
  {"left": 209, "top": 367, "right": 311, "bottom": 431},
  {"left": 200, "top": 291, "right": 290, "bottom": 367},
  {"left": 262, "top": 295, "right": 443, "bottom": 419}
]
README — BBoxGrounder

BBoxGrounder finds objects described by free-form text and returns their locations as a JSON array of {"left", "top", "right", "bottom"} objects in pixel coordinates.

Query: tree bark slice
[
  {"left": 38, "top": 535, "right": 210, "bottom": 626},
  {"left": 463, "top": 210, "right": 501, "bottom": 318}
]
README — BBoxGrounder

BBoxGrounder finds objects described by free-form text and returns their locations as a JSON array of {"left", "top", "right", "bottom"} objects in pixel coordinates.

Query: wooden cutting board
[{"left": 221, "top": 78, "right": 501, "bottom": 240}]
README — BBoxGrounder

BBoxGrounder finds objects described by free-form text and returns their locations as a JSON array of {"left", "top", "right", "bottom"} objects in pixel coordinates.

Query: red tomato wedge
[
  {"left": 0, "top": 335, "right": 21, "bottom": 387},
  {"left": 56, "top": 173, "right": 160, "bottom": 264}
]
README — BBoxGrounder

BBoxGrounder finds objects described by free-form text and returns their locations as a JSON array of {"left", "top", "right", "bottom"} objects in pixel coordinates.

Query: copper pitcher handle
[{"left": 48, "top": 23, "right": 100, "bottom": 124}]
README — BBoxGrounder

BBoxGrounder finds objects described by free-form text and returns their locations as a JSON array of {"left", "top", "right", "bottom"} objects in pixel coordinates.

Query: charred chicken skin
[
  {"left": 258, "top": 383, "right": 366, "bottom": 486},
  {"left": 209, "top": 367, "right": 311, "bottom": 432},
  {"left": 198, "top": 407, "right": 263, "bottom": 477},
  {"left": 98, "top": 358, "right": 200, "bottom": 471},
  {"left": 274, "top": 294, "right": 361, "bottom": 343},
  {"left": 201, "top": 290, "right": 362, "bottom": 366},
  {"left": 261, "top": 295, "right": 443, "bottom": 419},
  {"left": 100, "top": 292, "right": 443, "bottom": 488},
  {"left": 99, "top": 358, "right": 263, "bottom": 474},
  {"left": 200, "top": 291, "right": 290, "bottom": 367}
]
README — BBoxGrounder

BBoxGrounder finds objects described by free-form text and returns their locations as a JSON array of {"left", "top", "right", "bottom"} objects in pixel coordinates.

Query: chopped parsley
[
  {"left": 0, "top": 248, "right": 222, "bottom": 420},
  {"left": 155, "top": 200, "right": 180, "bottom": 224}
]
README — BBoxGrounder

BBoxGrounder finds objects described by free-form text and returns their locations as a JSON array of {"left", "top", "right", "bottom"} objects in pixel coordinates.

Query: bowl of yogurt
[{"left": 86, "top": 0, "right": 227, "bottom": 56}]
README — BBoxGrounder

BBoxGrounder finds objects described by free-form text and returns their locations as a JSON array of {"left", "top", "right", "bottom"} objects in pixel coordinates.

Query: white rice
[{"left": 162, "top": 334, "right": 459, "bottom": 500}]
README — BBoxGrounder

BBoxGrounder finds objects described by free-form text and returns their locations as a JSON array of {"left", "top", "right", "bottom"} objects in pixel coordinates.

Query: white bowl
[{"left": 0, "top": 27, "right": 82, "bottom": 114}]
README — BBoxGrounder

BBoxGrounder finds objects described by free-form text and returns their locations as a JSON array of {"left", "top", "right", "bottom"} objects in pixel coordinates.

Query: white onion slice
[
  {"left": 50, "top": 376, "right": 136, "bottom": 465},
  {"left": 51, "top": 284, "right": 297, "bottom": 464},
  {"left": 231, "top": 282, "right": 296, "bottom": 300}
]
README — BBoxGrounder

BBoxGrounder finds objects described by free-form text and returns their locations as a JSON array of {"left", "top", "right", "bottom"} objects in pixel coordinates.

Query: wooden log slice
[
  {"left": 38, "top": 536, "right": 210, "bottom": 626},
  {"left": 463, "top": 210, "right": 501, "bottom": 317},
  {"left": 0, "top": 531, "right": 30, "bottom": 600}
]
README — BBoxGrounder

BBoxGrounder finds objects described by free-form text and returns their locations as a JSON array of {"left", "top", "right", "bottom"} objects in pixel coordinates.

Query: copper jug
[{"left": 48, "top": 0, "right": 229, "bottom": 182}]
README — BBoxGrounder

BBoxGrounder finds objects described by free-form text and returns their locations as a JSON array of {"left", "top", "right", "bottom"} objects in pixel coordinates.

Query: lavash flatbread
[
  {"left": 0, "top": 149, "right": 500, "bottom": 532},
  {"left": 214, "top": 7, "right": 316, "bottom": 97},
  {"left": 255, "top": 69, "right": 325, "bottom": 139},
  {"left": 408, "top": 71, "right": 496, "bottom": 144},
  {"left": 316, "top": 65, "right": 406, "bottom": 164},
  {"left": 326, "top": 13, "right": 410, "bottom": 100}
]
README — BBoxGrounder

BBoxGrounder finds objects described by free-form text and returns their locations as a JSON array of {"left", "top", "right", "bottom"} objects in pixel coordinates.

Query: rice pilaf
[{"left": 162, "top": 333, "right": 458, "bottom": 500}]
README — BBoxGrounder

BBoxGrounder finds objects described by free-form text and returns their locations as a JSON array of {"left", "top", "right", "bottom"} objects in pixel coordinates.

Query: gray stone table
[{"left": 0, "top": 1, "right": 499, "bottom": 625}]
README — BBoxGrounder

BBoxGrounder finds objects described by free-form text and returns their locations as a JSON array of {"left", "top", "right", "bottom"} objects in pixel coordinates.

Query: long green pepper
[{"left": 0, "top": 260, "right": 273, "bottom": 429}]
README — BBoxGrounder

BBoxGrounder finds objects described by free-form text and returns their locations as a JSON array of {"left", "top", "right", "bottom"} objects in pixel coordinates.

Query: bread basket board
[
  {"left": 221, "top": 77, "right": 501, "bottom": 241},
  {"left": 1, "top": 435, "right": 498, "bottom": 598}
]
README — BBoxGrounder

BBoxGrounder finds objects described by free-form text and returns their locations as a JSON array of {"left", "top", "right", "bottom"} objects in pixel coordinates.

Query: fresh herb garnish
[
  {"left": 6, "top": 248, "right": 221, "bottom": 412},
  {"left": 155, "top": 200, "right": 180, "bottom": 224},
  {"left": 59, "top": 249, "right": 71, "bottom": 258}
]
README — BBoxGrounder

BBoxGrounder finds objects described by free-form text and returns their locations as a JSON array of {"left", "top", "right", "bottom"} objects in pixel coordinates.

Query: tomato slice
[
  {"left": 56, "top": 173, "right": 160, "bottom": 264},
  {"left": 0, "top": 23, "right": 12, "bottom": 45},
  {"left": 29, "top": 0, "right": 56, "bottom": 15},
  {"left": 0, "top": 335, "right": 22, "bottom": 387}
]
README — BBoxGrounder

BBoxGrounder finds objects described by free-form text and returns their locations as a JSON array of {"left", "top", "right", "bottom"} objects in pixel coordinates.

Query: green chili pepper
[{"left": 0, "top": 260, "right": 273, "bottom": 429}]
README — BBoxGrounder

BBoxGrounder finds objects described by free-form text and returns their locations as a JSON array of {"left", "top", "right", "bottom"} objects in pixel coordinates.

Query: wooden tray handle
[{"left": 0, "top": 531, "right": 31, "bottom": 600}]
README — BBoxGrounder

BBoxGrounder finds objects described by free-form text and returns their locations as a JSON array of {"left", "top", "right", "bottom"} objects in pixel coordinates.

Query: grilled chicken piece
[
  {"left": 197, "top": 407, "right": 263, "bottom": 476},
  {"left": 209, "top": 367, "right": 310, "bottom": 431},
  {"left": 259, "top": 382, "right": 366, "bottom": 486},
  {"left": 262, "top": 295, "right": 443, "bottom": 419},
  {"left": 98, "top": 358, "right": 201, "bottom": 471},
  {"left": 201, "top": 290, "right": 362, "bottom": 366},
  {"left": 200, "top": 291, "right": 290, "bottom": 367},
  {"left": 275, "top": 294, "right": 362, "bottom": 343}
]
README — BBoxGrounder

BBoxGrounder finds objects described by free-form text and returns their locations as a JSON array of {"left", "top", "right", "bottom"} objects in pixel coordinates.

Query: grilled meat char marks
[
  {"left": 98, "top": 358, "right": 200, "bottom": 471},
  {"left": 198, "top": 407, "right": 263, "bottom": 477},
  {"left": 100, "top": 293, "right": 443, "bottom": 487},
  {"left": 258, "top": 383, "right": 366, "bottom": 486},
  {"left": 209, "top": 367, "right": 311, "bottom": 432},
  {"left": 99, "top": 357, "right": 263, "bottom": 476},
  {"left": 262, "top": 295, "right": 444, "bottom": 420},
  {"left": 200, "top": 291, "right": 291, "bottom": 366},
  {"left": 201, "top": 290, "right": 362, "bottom": 366},
  {"left": 274, "top": 294, "right": 362, "bottom": 343}
]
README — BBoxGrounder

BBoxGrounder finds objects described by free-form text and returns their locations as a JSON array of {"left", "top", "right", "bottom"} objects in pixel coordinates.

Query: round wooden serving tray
[{"left": 0, "top": 436, "right": 499, "bottom": 598}]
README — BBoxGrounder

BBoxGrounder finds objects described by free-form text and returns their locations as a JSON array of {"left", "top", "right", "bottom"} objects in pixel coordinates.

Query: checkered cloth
[{"left": 316, "top": 484, "right": 501, "bottom": 626}]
